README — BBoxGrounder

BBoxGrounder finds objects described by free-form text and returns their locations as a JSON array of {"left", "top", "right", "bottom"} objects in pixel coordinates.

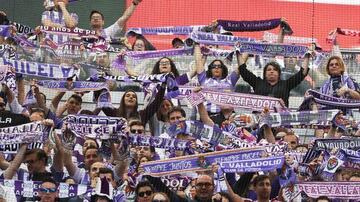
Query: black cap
[{"left": 171, "top": 37, "right": 184, "bottom": 47}]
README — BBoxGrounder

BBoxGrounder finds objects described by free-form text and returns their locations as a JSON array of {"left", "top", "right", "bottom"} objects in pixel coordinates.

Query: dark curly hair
[
  {"left": 206, "top": 59, "right": 228, "bottom": 79},
  {"left": 151, "top": 57, "right": 179, "bottom": 77},
  {"left": 263, "top": 61, "right": 281, "bottom": 80}
]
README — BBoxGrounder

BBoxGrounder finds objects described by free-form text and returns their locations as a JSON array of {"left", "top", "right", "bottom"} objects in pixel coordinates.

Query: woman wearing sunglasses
[{"left": 194, "top": 44, "right": 243, "bottom": 114}]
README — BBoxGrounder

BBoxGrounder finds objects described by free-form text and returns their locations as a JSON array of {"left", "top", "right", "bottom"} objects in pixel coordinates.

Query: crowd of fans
[{"left": 0, "top": 0, "right": 360, "bottom": 202}]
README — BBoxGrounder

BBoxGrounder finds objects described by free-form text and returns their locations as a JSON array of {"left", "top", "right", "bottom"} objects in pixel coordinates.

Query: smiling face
[
  {"left": 90, "top": 12, "right": 105, "bottom": 29},
  {"left": 327, "top": 58, "right": 343, "bottom": 76},
  {"left": 66, "top": 97, "right": 81, "bottom": 114}
]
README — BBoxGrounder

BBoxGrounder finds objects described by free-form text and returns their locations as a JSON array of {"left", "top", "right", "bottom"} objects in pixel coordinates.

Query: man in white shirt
[{"left": 89, "top": 0, "right": 143, "bottom": 41}]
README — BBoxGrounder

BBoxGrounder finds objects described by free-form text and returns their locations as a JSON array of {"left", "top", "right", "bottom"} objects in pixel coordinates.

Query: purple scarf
[
  {"left": 217, "top": 18, "right": 293, "bottom": 34},
  {"left": 308, "top": 89, "right": 360, "bottom": 108}
]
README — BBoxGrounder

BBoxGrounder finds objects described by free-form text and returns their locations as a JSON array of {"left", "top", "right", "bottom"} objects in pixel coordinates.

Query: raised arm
[
  {"left": 17, "top": 77, "right": 25, "bottom": 105},
  {"left": 224, "top": 169, "right": 245, "bottom": 202},
  {"left": 140, "top": 83, "right": 166, "bottom": 125},
  {"left": 236, "top": 52, "right": 249, "bottom": 74},
  {"left": 301, "top": 52, "right": 311, "bottom": 76},
  {"left": 3, "top": 144, "right": 27, "bottom": 179},
  {"left": 51, "top": 92, "right": 66, "bottom": 111},
  {"left": 286, "top": 53, "right": 311, "bottom": 90},
  {"left": 194, "top": 44, "right": 205, "bottom": 75},
  {"left": 57, "top": 2, "right": 77, "bottom": 28},
  {"left": 237, "top": 52, "right": 258, "bottom": 88},
  {"left": 198, "top": 102, "right": 214, "bottom": 126},
  {"left": 2, "top": 84, "right": 28, "bottom": 116},
  {"left": 116, "top": 0, "right": 142, "bottom": 29},
  {"left": 52, "top": 132, "right": 64, "bottom": 172},
  {"left": 277, "top": 18, "right": 286, "bottom": 43},
  {"left": 32, "top": 80, "right": 49, "bottom": 112},
  {"left": 63, "top": 149, "right": 78, "bottom": 177},
  {"left": 111, "top": 142, "right": 128, "bottom": 182}
]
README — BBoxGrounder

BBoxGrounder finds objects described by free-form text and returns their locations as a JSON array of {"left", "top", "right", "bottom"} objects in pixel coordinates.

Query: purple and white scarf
[
  {"left": 0, "top": 142, "right": 43, "bottom": 154},
  {"left": 220, "top": 155, "right": 284, "bottom": 173},
  {"left": 167, "top": 120, "right": 241, "bottom": 148},
  {"left": 0, "top": 25, "right": 11, "bottom": 37},
  {"left": 295, "top": 181, "right": 360, "bottom": 199},
  {"left": 111, "top": 48, "right": 193, "bottom": 70},
  {"left": 0, "top": 122, "right": 49, "bottom": 145},
  {"left": 12, "top": 35, "right": 37, "bottom": 49},
  {"left": 1, "top": 179, "right": 92, "bottom": 198},
  {"left": 142, "top": 148, "right": 265, "bottom": 176},
  {"left": 97, "top": 89, "right": 113, "bottom": 109},
  {"left": 0, "top": 58, "right": 79, "bottom": 79},
  {"left": 23, "top": 89, "right": 37, "bottom": 107},
  {"left": 13, "top": 22, "right": 33, "bottom": 35},
  {"left": 105, "top": 73, "right": 169, "bottom": 83},
  {"left": 235, "top": 41, "right": 308, "bottom": 57},
  {"left": 55, "top": 41, "right": 83, "bottom": 59},
  {"left": 308, "top": 89, "right": 360, "bottom": 108},
  {"left": 190, "top": 31, "right": 255, "bottom": 46},
  {"left": 199, "top": 89, "right": 284, "bottom": 112},
  {"left": 339, "top": 148, "right": 360, "bottom": 164},
  {"left": 64, "top": 114, "right": 127, "bottom": 139},
  {"left": 319, "top": 75, "right": 359, "bottom": 99},
  {"left": 263, "top": 109, "right": 340, "bottom": 128},
  {"left": 303, "top": 138, "right": 360, "bottom": 164},
  {"left": 0, "top": 64, "right": 16, "bottom": 93},
  {"left": 314, "top": 138, "right": 360, "bottom": 151},
  {"left": 160, "top": 175, "right": 193, "bottom": 192},
  {"left": 37, "top": 80, "right": 108, "bottom": 92},
  {"left": 263, "top": 31, "right": 317, "bottom": 44},
  {"left": 40, "top": 25, "right": 97, "bottom": 39},
  {"left": 231, "top": 139, "right": 288, "bottom": 154},
  {"left": 126, "top": 48, "right": 193, "bottom": 60},
  {"left": 127, "top": 25, "right": 206, "bottom": 35},
  {"left": 129, "top": 134, "right": 190, "bottom": 151}
]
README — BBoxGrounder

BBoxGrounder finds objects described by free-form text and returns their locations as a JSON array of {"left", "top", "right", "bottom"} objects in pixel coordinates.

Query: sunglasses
[
  {"left": 159, "top": 61, "right": 170, "bottom": 66},
  {"left": 211, "top": 64, "right": 222, "bottom": 69},
  {"left": 329, "top": 63, "right": 339, "bottom": 66},
  {"left": 138, "top": 190, "right": 152, "bottom": 197},
  {"left": 39, "top": 187, "right": 57, "bottom": 193},
  {"left": 131, "top": 129, "right": 144, "bottom": 134}
]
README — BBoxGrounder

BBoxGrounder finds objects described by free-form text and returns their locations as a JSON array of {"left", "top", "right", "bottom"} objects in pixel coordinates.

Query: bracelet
[{"left": 132, "top": 1, "right": 139, "bottom": 6}]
